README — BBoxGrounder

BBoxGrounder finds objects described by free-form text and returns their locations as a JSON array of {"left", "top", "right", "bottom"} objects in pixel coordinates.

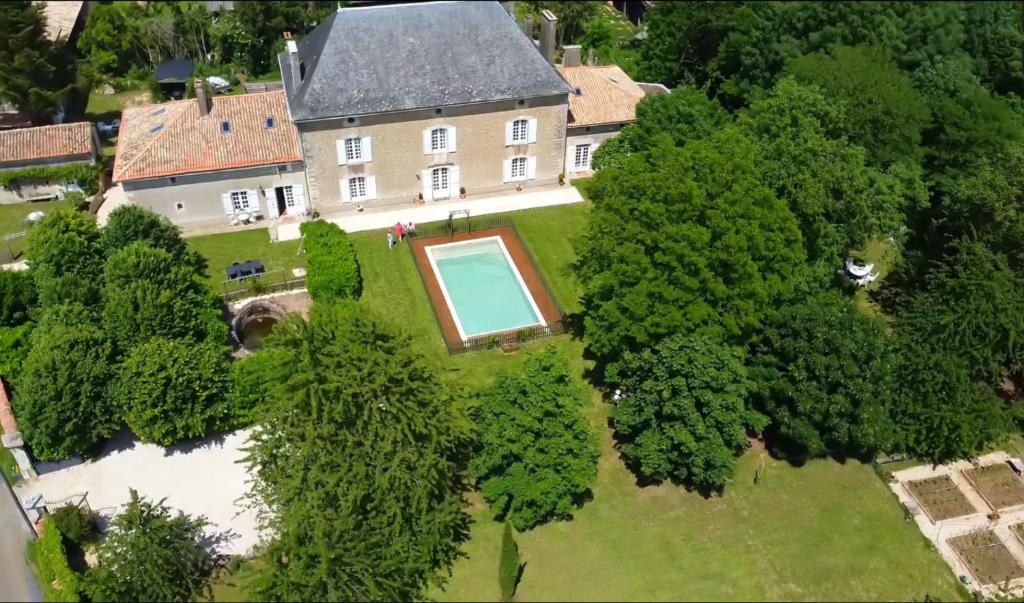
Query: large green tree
[
  {"left": 0, "top": 1, "right": 74, "bottom": 123},
  {"left": 13, "top": 305, "right": 117, "bottom": 461},
  {"left": 102, "top": 205, "right": 199, "bottom": 268},
  {"left": 637, "top": 1, "right": 739, "bottom": 89},
  {"left": 740, "top": 76, "right": 925, "bottom": 265},
  {"left": 243, "top": 302, "right": 469, "bottom": 601},
  {"left": 787, "top": 46, "right": 929, "bottom": 167},
  {"left": 101, "top": 243, "right": 224, "bottom": 352},
  {"left": 0, "top": 270, "right": 36, "bottom": 327},
  {"left": 470, "top": 347, "right": 598, "bottom": 530},
  {"left": 26, "top": 209, "right": 105, "bottom": 307},
  {"left": 898, "top": 240, "right": 1024, "bottom": 381},
  {"left": 749, "top": 292, "right": 896, "bottom": 463},
  {"left": 85, "top": 490, "right": 215, "bottom": 603},
  {"left": 890, "top": 338, "right": 1009, "bottom": 463},
  {"left": 575, "top": 127, "right": 804, "bottom": 372},
  {"left": 610, "top": 333, "right": 761, "bottom": 492},
  {"left": 114, "top": 337, "right": 231, "bottom": 446}
]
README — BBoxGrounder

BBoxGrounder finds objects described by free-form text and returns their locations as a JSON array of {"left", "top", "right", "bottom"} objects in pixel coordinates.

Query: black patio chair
[
  {"left": 251, "top": 260, "right": 265, "bottom": 275},
  {"left": 227, "top": 263, "right": 241, "bottom": 280},
  {"left": 238, "top": 261, "right": 255, "bottom": 278}
]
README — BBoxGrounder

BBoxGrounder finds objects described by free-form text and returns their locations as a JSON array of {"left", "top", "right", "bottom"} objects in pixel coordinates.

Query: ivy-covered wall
[{"left": 0, "top": 163, "right": 103, "bottom": 196}]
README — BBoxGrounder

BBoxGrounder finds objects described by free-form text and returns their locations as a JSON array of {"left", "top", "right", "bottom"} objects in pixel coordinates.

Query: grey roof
[{"left": 280, "top": 1, "right": 572, "bottom": 121}]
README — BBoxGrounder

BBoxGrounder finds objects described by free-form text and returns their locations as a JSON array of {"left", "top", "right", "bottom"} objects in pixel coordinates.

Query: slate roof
[
  {"left": 558, "top": 65, "right": 645, "bottom": 127},
  {"left": 280, "top": 1, "right": 572, "bottom": 121},
  {"left": 0, "top": 122, "right": 95, "bottom": 165},
  {"left": 113, "top": 92, "right": 302, "bottom": 182}
]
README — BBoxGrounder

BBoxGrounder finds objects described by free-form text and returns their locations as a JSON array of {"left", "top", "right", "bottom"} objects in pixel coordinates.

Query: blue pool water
[{"left": 430, "top": 238, "right": 542, "bottom": 338}]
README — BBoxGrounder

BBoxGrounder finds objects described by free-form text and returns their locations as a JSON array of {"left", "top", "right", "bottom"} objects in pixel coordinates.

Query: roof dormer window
[
  {"left": 266, "top": 117, "right": 275, "bottom": 129},
  {"left": 221, "top": 121, "right": 231, "bottom": 133}
]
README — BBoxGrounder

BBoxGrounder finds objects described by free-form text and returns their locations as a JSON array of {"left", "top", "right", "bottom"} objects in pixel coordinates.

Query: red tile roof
[
  {"left": 558, "top": 65, "right": 645, "bottom": 127},
  {"left": 0, "top": 122, "right": 95, "bottom": 164},
  {"left": 113, "top": 91, "right": 303, "bottom": 182}
]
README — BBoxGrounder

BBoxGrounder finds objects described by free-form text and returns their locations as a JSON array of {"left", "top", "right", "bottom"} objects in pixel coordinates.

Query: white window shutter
[
  {"left": 526, "top": 156, "right": 537, "bottom": 180},
  {"left": 502, "top": 159, "right": 512, "bottom": 183},
  {"left": 340, "top": 178, "right": 351, "bottom": 203},
  {"left": 450, "top": 165, "right": 460, "bottom": 195},
  {"left": 504, "top": 121, "right": 514, "bottom": 146},
  {"left": 527, "top": 118, "right": 538, "bottom": 144},
  {"left": 361, "top": 136, "right": 372, "bottom": 162},
  {"left": 447, "top": 126, "right": 456, "bottom": 152},
  {"left": 366, "top": 175, "right": 377, "bottom": 200},
  {"left": 422, "top": 129, "right": 432, "bottom": 155},
  {"left": 246, "top": 190, "right": 259, "bottom": 211},
  {"left": 266, "top": 189, "right": 280, "bottom": 219},
  {"left": 336, "top": 139, "right": 348, "bottom": 165},
  {"left": 421, "top": 169, "right": 433, "bottom": 200},
  {"left": 293, "top": 185, "right": 307, "bottom": 215},
  {"left": 221, "top": 192, "right": 233, "bottom": 215}
]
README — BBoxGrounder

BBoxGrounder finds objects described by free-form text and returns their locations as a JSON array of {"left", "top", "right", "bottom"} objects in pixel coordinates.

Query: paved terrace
[{"left": 891, "top": 452, "right": 1024, "bottom": 598}]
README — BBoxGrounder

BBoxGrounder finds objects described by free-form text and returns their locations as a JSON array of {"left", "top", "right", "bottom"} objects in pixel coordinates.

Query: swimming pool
[{"left": 425, "top": 236, "right": 546, "bottom": 340}]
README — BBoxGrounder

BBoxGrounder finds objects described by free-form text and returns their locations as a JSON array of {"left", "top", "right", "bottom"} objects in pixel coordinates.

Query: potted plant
[
  {"left": 558, "top": 172, "right": 565, "bottom": 186},
  {"left": 416, "top": 192, "right": 425, "bottom": 205},
  {"left": 515, "top": 184, "right": 523, "bottom": 192},
  {"left": 459, "top": 186, "right": 467, "bottom": 199}
]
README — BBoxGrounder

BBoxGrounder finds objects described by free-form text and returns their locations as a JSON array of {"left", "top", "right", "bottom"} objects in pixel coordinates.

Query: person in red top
[{"left": 395, "top": 221, "right": 404, "bottom": 242}]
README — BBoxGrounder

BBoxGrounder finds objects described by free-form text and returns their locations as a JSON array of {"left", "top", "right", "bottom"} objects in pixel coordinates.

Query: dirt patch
[
  {"left": 905, "top": 475, "right": 977, "bottom": 521},
  {"left": 948, "top": 530, "right": 1024, "bottom": 586},
  {"left": 963, "top": 464, "right": 1024, "bottom": 511}
]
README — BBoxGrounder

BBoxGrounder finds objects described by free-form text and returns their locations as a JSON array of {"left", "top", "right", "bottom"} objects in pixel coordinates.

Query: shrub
[
  {"left": 102, "top": 205, "right": 196, "bottom": 266},
  {"left": 114, "top": 338, "right": 232, "bottom": 445},
  {"left": 499, "top": 521, "right": 521, "bottom": 602},
  {"left": 28, "top": 517, "right": 82, "bottom": 602},
  {"left": 223, "top": 347, "right": 290, "bottom": 429},
  {"left": 0, "top": 270, "right": 36, "bottom": 327},
  {"left": 50, "top": 505, "right": 100, "bottom": 546},
  {"left": 0, "top": 323, "right": 32, "bottom": 385},
  {"left": 300, "top": 221, "right": 361, "bottom": 301}
]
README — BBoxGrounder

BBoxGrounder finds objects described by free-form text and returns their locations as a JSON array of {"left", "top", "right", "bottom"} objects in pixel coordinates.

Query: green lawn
[
  {"left": 0, "top": 446, "right": 19, "bottom": 484},
  {"left": 202, "top": 199, "right": 962, "bottom": 602},
  {"left": 85, "top": 89, "right": 152, "bottom": 122},
  {"left": 852, "top": 237, "right": 899, "bottom": 318},
  {"left": 187, "top": 229, "right": 304, "bottom": 294}
]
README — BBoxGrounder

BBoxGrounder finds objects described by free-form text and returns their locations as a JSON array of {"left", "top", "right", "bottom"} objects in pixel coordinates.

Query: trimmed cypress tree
[{"left": 499, "top": 520, "right": 520, "bottom": 602}]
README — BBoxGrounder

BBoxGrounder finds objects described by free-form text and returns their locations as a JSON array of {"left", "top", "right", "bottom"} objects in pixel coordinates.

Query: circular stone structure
[{"left": 232, "top": 300, "right": 288, "bottom": 352}]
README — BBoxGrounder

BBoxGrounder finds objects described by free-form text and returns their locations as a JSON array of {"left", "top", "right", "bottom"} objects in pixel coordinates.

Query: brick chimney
[
  {"left": 195, "top": 79, "right": 211, "bottom": 116},
  {"left": 562, "top": 45, "right": 582, "bottom": 68},
  {"left": 539, "top": 9, "right": 557, "bottom": 64}
]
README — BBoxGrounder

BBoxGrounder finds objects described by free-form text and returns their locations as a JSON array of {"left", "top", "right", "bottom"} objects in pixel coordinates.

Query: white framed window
[
  {"left": 337, "top": 136, "right": 372, "bottom": 164},
  {"left": 345, "top": 137, "right": 363, "bottom": 162},
  {"left": 511, "top": 119, "right": 529, "bottom": 144},
  {"left": 510, "top": 156, "right": 527, "bottom": 180},
  {"left": 505, "top": 117, "right": 538, "bottom": 146},
  {"left": 230, "top": 190, "right": 249, "bottom": 212},
  {"left": 574, "top": 144, "right": 592, "bottom": 171},
  {"left": 282, "top": 185, "right": 296, "bottom": 209},
  {"left": 349, "top": 176, "right": 367, "bottom": 200},
  {"left": 432, "top": 167, "right": 449, "bottom": 195},
  {"left": 430, "top": 127, "right": 448, "bottom": 152}
]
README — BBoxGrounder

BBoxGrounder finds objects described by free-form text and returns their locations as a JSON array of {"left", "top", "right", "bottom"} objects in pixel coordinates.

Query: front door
[
  {"left": 432, "top": 167, "right": 450, "bottom": 200},
  {"left": 275, "top": 186, "right": 287, "bottom": 216}
]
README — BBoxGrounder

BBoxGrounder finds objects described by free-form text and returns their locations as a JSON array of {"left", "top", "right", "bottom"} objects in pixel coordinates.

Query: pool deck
[{"left": 409, "top": 227, "right": 563, "bottom": 349}]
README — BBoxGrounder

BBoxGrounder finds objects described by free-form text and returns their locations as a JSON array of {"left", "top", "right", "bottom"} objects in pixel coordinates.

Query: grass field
[
  {"left": 0, "top": 446, "right": 19, "bottom": 484},
  {"left": 202, "top": 200, "right": 964, "bottom": 602},
  {"left": 187, "top": 229, "right": 304, "bottom": 294}
]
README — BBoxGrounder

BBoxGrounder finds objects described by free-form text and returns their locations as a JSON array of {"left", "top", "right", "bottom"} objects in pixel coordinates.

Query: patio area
[{"left": 275, "top": 184, "right": 584, "bottom": 241}]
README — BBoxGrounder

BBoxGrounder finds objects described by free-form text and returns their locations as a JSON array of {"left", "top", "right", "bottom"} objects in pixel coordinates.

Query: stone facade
[
  {"left": 121, "top": 162, "right": 307, "bottom": 230},
  {"left": 565, "top": 123, "right": 627, "bottom": 178},
  {"left": 296, "top": 95, "right": 568, "bottom": 212}
]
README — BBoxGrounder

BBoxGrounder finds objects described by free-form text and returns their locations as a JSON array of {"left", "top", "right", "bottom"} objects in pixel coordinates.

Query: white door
[{"left": 431, "top": 166, "right": 450, "bottom": 199}]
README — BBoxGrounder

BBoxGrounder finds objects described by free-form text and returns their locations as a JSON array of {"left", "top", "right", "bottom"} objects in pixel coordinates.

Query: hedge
[
  {"left": 300, "top": 220, "right": 361, "bottom": 301},
  {"left": 27, "top": 517, "right": 82, "bottom": 602},
  {"left": 0, "top": 164, "right": 103, "bottom": 196}
]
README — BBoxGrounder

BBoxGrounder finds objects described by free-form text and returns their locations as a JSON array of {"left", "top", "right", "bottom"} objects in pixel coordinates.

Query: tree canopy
[
  {"left": 0, "top": 1, "right": 74, "bottom": 122},
  {"left": 243, "top": 302, "right": 469, "bottom": 601},
  {"left": 610, "top": 333, "right": 761, "bottom": 492},
  {"left": 85, "top": 490, "right": 215, "bottom": 603},
  {"left": 26, "top": 209, "right": 105, "bottom": 307},
  {"left": 749, "top": 292, "right": 896, "bottom": 462},
  {"left": 470, "top": 347, "right": 598, "bottom": 530},
  {"left": 576, "top": 126, "right": 804, "bottom": 372},
  {"left": 14, "top": 305, "right": 117, "bottom": 461}
]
